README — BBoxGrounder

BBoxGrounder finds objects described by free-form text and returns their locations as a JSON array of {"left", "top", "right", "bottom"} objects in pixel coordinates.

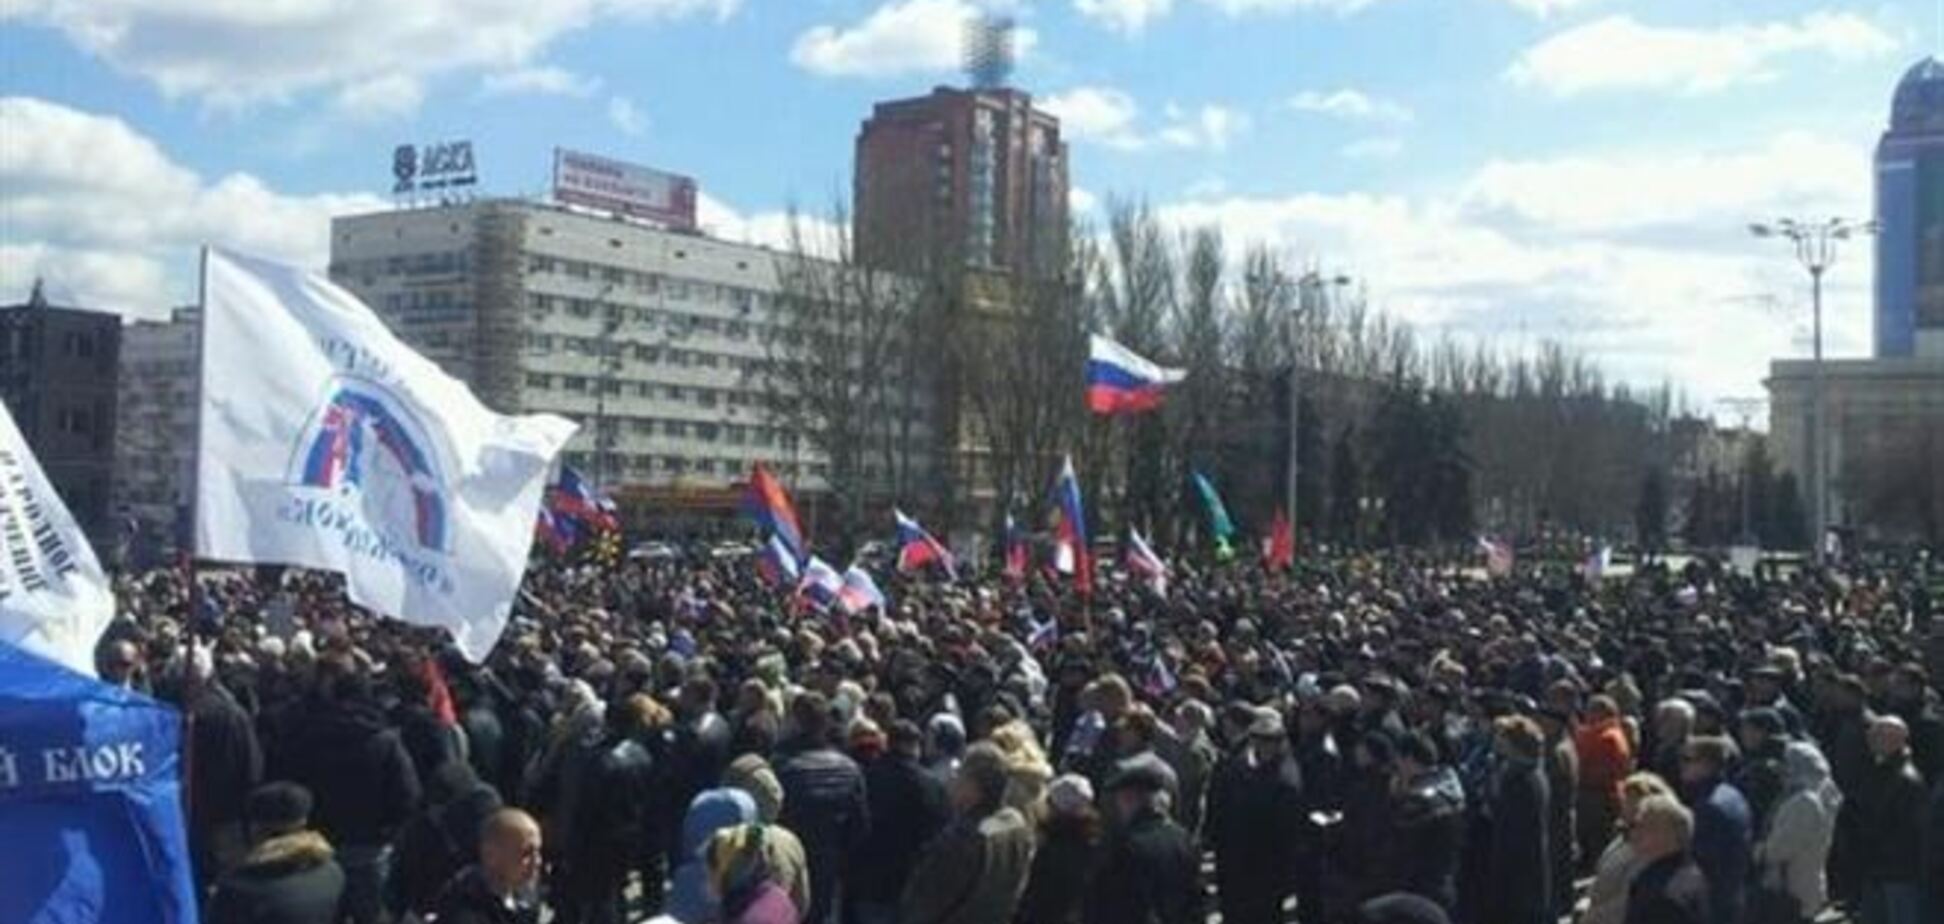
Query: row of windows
[
  {"left": 521, "top": 374, "right": 773, "bottom": 409},
  {"left": 522, "top": 334, "right": 761, "bottom": 372},
  {"left": 336, "top": 251, "right": 471, "bottom": 280},
  {"left": 525, "top": 294, "right": 765, "bottom": 336},
  {"left": 559, "top": 451, "right": 827, "bottom": 480},
  {"left": 525, "top": 256, "right": 767, "bottom": 311}
]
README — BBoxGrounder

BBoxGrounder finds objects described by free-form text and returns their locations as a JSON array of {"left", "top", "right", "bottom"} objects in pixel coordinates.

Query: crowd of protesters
[{"left": 97, "top": 545, "right": 1944, "bottom": 924}]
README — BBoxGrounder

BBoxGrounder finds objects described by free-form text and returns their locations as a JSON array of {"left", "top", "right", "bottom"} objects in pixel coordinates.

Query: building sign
[
  {"left": 553, "top": 148, "right": 698, "bottom": 231},
  {"left": 393, "top": 140, "right": 478, "bottom": 195}
]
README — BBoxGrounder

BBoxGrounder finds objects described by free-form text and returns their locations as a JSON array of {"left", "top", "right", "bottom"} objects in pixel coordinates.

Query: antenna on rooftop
[{"left": 963, "top": 13, "right": 1016, "bottom": 90}]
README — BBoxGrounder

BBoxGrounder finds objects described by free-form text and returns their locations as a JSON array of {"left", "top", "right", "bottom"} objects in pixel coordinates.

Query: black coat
[
  {"left": 1855, "top": 752, "right": 1929, "bottom": 883},
  {"left": 1385, "top": 766, "right": 1465, "bottom": 912},
  {"left": 1486, "top": 758, "right": 1552, "bottom": 924},
  {"left": 1623, "top": 852, "right": 1710, "bottom": 924},
  {"left": 1204, "top": 753, "right": 1305, "bottom": 912},
  {"left": 777, "top": 744, "right": 870, "bottom": 924},
  {"left": 391, "top": 764, "right": 504, "bottom": 914},
  {"left": 282, "top": 703, "right": 422, "bottom": 848},
  {"left": 431, "top": 866, "right": 541, "bottom": 924},
  {"left": 207, "top": 831, "right": 345, "bottom": 924},
  {"left": 851, "top": 753, "right": 950, "bottom": 904},
  {"left": 1015, "top": 818, "right": 1099, "bottom": 924},
  {"left": 1083, "top": 809, "right": 1201, "bottom": 924},
  {"left": 1730, "top": 739, "right": 1788, "bottom": 834}
]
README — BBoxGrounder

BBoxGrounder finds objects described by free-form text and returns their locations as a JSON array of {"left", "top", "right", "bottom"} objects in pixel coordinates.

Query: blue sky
[{"left": 1, "top": 0, "right": 1932, "bottom": 409}]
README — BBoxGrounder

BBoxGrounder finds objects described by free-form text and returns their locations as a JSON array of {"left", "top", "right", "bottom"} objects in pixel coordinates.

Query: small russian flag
[
  {"left": 1125, "top": 527, "right": 1168, "bottom": 597},
  {"left": 1050, "top": 455, "right": 1092, "bottom": 595},
  {"left": 798, "top": 556, "right": 843, "bottom": 608},
  {"left": 837, "top": 565, "right": 886, "bottom": 614},
  {"left": 1086, "top": 334, "right": 1186, "bottom": 415},
  {"left": 893, "top": 508, "right": 956, "bottom": 578}
]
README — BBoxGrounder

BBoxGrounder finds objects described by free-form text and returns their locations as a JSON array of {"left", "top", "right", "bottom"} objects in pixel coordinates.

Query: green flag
[{"left": 1191, "top": 470, "right": 1236, "bottom": 544}]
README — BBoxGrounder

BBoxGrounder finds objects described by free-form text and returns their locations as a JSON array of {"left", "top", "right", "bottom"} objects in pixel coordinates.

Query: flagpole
[{"left": 188, "top": 246, "right": 211, "bottom": 628}]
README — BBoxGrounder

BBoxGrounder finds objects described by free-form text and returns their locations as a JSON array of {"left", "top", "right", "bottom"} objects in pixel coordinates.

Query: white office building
[
  {"left": 328, "top": 198, "right": 932, "bottom": 529},
  {"left": 114, "top": 306, "right": 198, "bottom": 536}
]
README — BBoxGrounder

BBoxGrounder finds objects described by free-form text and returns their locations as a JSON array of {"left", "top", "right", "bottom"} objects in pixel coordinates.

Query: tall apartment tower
[
  {"left": 853, "top": 86, "right": 1069, "bottom": 275},
  {"left": 1875, "top": 57, "right": 1944, "bottom": 359}
]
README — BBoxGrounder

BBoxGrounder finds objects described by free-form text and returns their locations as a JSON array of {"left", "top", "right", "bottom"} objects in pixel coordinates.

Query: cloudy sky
[{"left": 1, "top": 0, "right": 1931, "bottom": 410}]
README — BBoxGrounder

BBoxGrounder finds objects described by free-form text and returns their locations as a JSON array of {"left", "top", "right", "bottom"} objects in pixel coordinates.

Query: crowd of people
[{"left": 98, "top": 545, "right": 1944, "bottom": 924}]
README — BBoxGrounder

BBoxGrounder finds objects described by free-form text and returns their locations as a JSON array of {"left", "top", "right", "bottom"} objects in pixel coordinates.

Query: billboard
[
  {"left": 393, "top": 140, "right": 477, "bottom": 195},
  {"left": 553, "top": 148, "right": 697, "bottom": 231}
]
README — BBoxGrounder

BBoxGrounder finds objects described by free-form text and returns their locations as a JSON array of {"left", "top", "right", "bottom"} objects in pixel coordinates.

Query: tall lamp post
[
  {"left": 1747, "top": 217, "right": 1874, "bottom": 564},
  {"left": 1249, "top": 268, "right": 1351, "bottom": 537}
]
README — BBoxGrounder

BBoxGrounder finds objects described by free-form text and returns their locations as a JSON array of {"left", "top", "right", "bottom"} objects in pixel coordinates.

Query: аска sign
[
  {"left": 553, "top": 148, "right": 697, "bottom": 231},
  {"left": 394, "top": 140, "right": 478, "bottom": 195}
]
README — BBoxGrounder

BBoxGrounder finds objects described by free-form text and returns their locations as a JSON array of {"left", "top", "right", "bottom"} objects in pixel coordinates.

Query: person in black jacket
[
  {"left": 1485, "top": 715, "right": 1552, "bottom": 924},
  {"left": 166, "top": 653, "right": 264, "bottom": 890},
  {"left": 281, "top": 655, "right": 422, "bottom": 924},
  {"left": 1384, "top": 732, "right": 1465, "bottom": 914},
  {"left": 777, "top": 691, "right": 871, "bottom": 924},
  {"left": 1732, "top": 707, "right": 1791, "bottom": 835},
  {"left": 390, "top": 759, "right": 503, "bottom": 916},
  {"left": 1205, "top": 707, "right": 1306, "bottom": 924},
  {"left": 1856, "top": 716, "right": 1928, "bottom": 924},
  {"left": 431, "top": 808, "right": 544, "bottom": 924},
  {"left": 208, "top": 783, "right": 344, "bottom": 924},
  {"left": 1083, "top": 759, "right": 1202, "bottom": 924},
  {"left": 1016, "top": 774, "right": 1101, "bottom": 924},
  {"left": 848, "top": 719, "right": 950, "bottom": 924},
  {"left": 557, "top": 693, "right": 663, "bottom": 924},
  {"left": 1622, "top": 794, "right": 1710, "bottom": 924}
]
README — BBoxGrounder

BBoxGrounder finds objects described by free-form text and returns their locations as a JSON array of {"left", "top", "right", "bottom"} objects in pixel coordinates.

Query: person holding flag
[
  {"left": 1262, "top": 509, "right": 1295, "bottom": 573},
  {"left": 837, "top": 565, "right": 886, "bottom": 615},
  {"left": 755, "top": 535, "right": 803, "bottom": 588},
  {"left": 892, "top": 509, "right": 956, "bottom": 579},
  {"left": 1478, "top": 536, "right": 1515, "bottom": 577},
  {"left": 1002, "top": 512, "right": 1030, "bottom": 584},
  {"left": 1049, "top": 456, "right": 1091, "bottom": 595},
  {"left": 1085, "top": 334, "right": 1186, "bottom": 414}
]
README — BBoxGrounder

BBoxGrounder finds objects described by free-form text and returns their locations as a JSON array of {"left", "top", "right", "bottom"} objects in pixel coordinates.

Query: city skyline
[{"left": 2, "top": 0, "right": 1936, "bottom": 410}]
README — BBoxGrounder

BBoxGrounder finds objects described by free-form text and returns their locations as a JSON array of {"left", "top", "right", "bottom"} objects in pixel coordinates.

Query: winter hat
[
  {"left": 723, "top": 754, "right": 784, "bottom": 823},
  {"left": 1047, "top": 774, "right": 1095, "bottom": 816}
]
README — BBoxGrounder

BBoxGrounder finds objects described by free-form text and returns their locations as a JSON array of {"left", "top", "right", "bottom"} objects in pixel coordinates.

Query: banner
[
  {"left": 0, "top": 404, "right": 114, "bottom": 676},
  {"left": 195, "top": 249, "right": 576, "bottom": 661}
]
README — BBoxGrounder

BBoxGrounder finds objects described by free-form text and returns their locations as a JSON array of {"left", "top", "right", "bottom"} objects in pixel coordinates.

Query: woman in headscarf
[
  {"left": 1752, "top": 741, "right": 1842, "bottom": 924},
  {"left": 707, "top": 824, "right": 802, "bottom": 924}
]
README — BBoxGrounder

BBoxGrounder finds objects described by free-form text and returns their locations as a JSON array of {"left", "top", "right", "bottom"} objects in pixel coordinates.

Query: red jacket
[{"left": 1574, "top": 717, "right": 1634, "bottom": 801}]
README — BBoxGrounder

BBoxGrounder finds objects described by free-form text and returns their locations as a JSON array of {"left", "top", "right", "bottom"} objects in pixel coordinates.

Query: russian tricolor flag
[
  {"left": 1002, "top": 512, "right": 1029, "bottom": 583},
  {"left": 798, "top": 556, "right": 843, "bottom": 608},
  {"left": 837, "top": 565, "right": 886, "bottom": 614},
  {"left": 1126, "top": 527, "right": 1168, "bottom": 597},
  {"left": 1086, "top": 334, "right": 1186, "bottom": 415},
  {"left": 893, "top": 508, "right": 956, "bottom": 578},
  {"left": 1050, "top": 455, "right": 1092, "bottom": 595},
  {"left": 742, "top": 463, "right": 806, "bottom": 563}
]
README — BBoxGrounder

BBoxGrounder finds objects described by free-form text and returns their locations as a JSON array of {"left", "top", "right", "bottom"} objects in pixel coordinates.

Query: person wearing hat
[
  {"left": 1017, "top": 774, "right": 1101, "bottom": 924},
  {"left": 1732, "top": 707, "right": 1791, "bottom": 835},
  {"left": 1205, "top": 706, "right": 1306, "bottom": 924},
  {"left": 208, "top": 782, "right": 346, "bottom": 924},
  {"left": 849, "top": 719, "right": 949, "bottom": 924},
  {"left": 897, "top": 742, "right": 1036, "bottom": 924},
  {"left": 1484, "top": 716, "right": 1553, "bottom": 924},
  {"left": 1083, "top": 756, "right": 1202, "bottom": 924}
]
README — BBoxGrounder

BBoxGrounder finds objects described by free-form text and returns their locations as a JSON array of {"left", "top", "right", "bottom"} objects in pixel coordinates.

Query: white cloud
[
  {"left": 1043, "top": 88, "right": 1248, "bottom": 152},
  {"left": 696, "top": 194, "right": 843, "bottom": 258},
  {"left": 1041, "top": 86, "right": 1145, "bottom": 149},
  {"left": 1342, "top": 136, "right": 1404, "bottom": 160},
  {"left": 1158, "top": 104, "right": 1249, "bottom": 151},
  {"left": 607, "top": 95, "right": 648, "bottom": 136},
  {"left": 1289, "top": 88, "right": 1413, "bottom": 124},
  {"left": 1070, "top": 187, "right": 1101, "bottom": 215},
  {"left": 1074, "top": 0, "right": 1174, "bottom": 34},
  {"left": 1151, "top": 131, "right": 1871, "bottom": 404},
  {"left": 0, "top": 96, "right": 385, "bottom": 317},
  {"left": 790, "top": 0, "right": 1039, "bottom": 78},
  {"left": 1499, "top": 0, "right": 1597, "bottom": 16},
  {"left": 332, "top": 74, "right": 425, "bottom": 122},
  {"left": 1, "top": 0, "right": 737, "bottom": 110},
  {"left": 480, "top": 65, "right": 601, "bottom": 97},
  {"left": 1509, "top": 12, "right": 1897, "bottom": 96}
]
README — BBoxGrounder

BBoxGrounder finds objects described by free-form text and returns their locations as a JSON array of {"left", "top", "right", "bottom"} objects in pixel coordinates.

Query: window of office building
[
  {"left": 565, "top": 261, "right": 591, "bottom": 280},
  {"left": 695, "top": 423, "right": 719, "bottom": 442},
  {"left": 526, "top": 373, "right": 553, "bottom": 389},
  {"left": 568, "top": 299, "right": 593, "bottom": 318},
  {"left": 563, "top": 376, "right": 589, "bottom": 392},
  {"left": 665, "top": 420, "right": 688, "bottom": 438}
]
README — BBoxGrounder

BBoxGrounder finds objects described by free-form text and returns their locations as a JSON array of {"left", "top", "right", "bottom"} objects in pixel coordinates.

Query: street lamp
[
  {"left": 1747, "top": 217, "right": 1875, "bottom": 564},
  {"left": 1249, "top": 268, "right": 1351, "bottom": 537}
]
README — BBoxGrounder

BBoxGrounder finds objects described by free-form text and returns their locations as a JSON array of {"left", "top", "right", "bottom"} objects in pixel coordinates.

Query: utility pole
[
  {"left": 1749, "top": 218, "right": 1873, "bottom": 564},
  {"left": 1267, "top": 269, "right": 1350, "bottom": 539},
  {"left": 1715, "top": 396, "right": 1767, "bottom": 544}
]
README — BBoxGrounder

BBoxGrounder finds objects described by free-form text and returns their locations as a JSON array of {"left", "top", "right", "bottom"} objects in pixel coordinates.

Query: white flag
[
  {"left": 195, "top": 249, "right": 576, "bottom": 661},
  {"left": 0, "top": 401, "right": 114, "bottom": 675}
]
